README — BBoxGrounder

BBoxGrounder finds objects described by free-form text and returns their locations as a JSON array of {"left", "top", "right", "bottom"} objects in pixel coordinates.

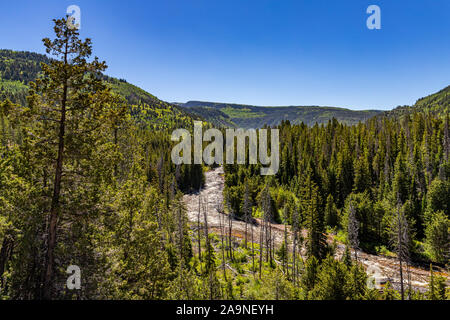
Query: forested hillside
[
  {"left": 177, "top": 100, "right": 383, "bottom": 128},
  {"left": 223, "top": 111, "right": 449, "bottom": 298},
  {"left": 0, "top": 49, "right": 197, "bottom": 130},
  {"left": 387, "top": 86, "right": 450, "bottom": 119}
]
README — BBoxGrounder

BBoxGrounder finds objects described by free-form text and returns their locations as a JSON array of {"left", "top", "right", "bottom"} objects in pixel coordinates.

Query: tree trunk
[
  {"left": 178, "top": 206, "right": 184, "bottom": 263},
  {"left": 398, "top": 211, "right": 405, "bottom": 301},
  {"left": 251, "top": 220, "right": 255, "bottom": 277},
  {"left": 0, "top": 235, "right": 14, "bottom": 290},
  {"left": 259, "top": 219, "right": 263, "bottom": 279},
  {"left": 284, "top": 221, "right": 288, "bottom": 277},
  {"left": 219, "top": 205, "right": 226, "bottom": 281},
  {"left": 399, "top": 255, "right": 404, "bottom": 300},
  {"left": 197, "top": 194, "right": 202, "bottom": 262},
  {"left": 43, "top": 38, "right": 68, "bottom": 300},
  {"left": 203, "top": 197, "right": 209, "bottom": 266},
  {"left": 228, "top": 213, "right": 234, "bottom": 261}
]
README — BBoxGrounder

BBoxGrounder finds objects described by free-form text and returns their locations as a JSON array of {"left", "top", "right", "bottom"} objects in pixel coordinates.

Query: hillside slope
[
  {"left": 0, "top": 49, "right": 197, "bottom": 129},
  {"left": 386, "top": 85, "right": 450, "bottom": 119}
]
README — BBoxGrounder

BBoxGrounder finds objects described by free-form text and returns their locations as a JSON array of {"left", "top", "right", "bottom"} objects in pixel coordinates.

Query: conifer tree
[
  {"left": 324, "top": 194, "right": 338, "bottom": 228},
  {"left": 425, "top": 211, "right": 449, "bottom": 264},
  {"left": 24, "top": 18, "right": 125, "bottom": 299},
  {"left": 427, "top": 264, "right": 447, "bottom": 300}
]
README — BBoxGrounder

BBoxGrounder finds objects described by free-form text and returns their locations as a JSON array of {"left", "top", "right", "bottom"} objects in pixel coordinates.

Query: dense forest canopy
[{"left": 0, "top": 17, "right": 448, "bottom": 300}]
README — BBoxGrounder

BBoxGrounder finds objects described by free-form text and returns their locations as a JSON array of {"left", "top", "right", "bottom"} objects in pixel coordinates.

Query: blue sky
[{"left": 0, "top": 0, "right": 449, "bottom": 110}]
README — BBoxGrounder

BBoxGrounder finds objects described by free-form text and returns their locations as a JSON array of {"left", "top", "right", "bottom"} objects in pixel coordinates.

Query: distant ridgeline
[
  {"left": 2, "top": 49, "right": 448, "bottom": 130},
  {"left": 177, "top": 86, "right": 450, "bottom": 128},
  {"left": 176, "top": 101, "right": 384, "bottom": 128},
  {"left": 0, "top": 49, "right": 198, "bottom": 130}
]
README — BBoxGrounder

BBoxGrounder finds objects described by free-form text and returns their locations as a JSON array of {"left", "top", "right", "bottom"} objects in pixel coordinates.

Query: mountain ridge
[
  {"left": 0, "top": 49, "right": 198, "bottom": 129},
  {"left": 1, "top": 49, "right": 448, "bottom": 130},
  {"left": 386, "top": 85, "right": 450, "bottom": 119},
  {"left": 177, "top": 83, "right": 450, "bottom": 128},
  {"left": 176, "top": 100, "right": 384, "bottom": 128}
]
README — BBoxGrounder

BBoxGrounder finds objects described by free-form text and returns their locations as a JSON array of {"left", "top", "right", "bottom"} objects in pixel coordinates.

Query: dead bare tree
[
  {"left": 176, "top": 201, "right": 186, "bottom": 289},
  {"left": 197, "top": 191, "right": 202, "bottom": 262},
  {"left": 390, "top": 202, "right": 411, "bottom": 300},
  {"left": 225, "top": 193, "right": 234, "bottom": 261},
  {"left": 292, "top": 206, "right": 298, "bottom": 284},
  {"left": 156, "top": 154, "right": 164, "bottom": 191},
  {"left": 155, "top": 206, "right": 167, "bottom": 251},
  {"left": 271, "top": 231, "right": 275, "bottom": 265},
  {"left": 228, "top": 210, "right": 234, "bottom": 261},
  {"left": 251, "top": 215, "right": 255, "bottom": 277},
  {"left": 261, "top": 184, "right": 272, "bottom": 264},
  {"left": 348, "top": 202, "right": 360, "bottom": 262},
  {"left": 242, "top": 182, "right": 252, "bottom": 249},
  {"left": 259, "top": 216, "right": 264, "bottom": 279},
  {"left": 282, "top": 207, "right": 289, "bottom": 277},
  {"left": 257, "top": 183, "right": 274, "bottom": 276},
  {"left": 216, "top": 201, "right": 227, "bottom": 281},
  {"left": 203, "top": 195, "right": 210, "bottom": 267}
]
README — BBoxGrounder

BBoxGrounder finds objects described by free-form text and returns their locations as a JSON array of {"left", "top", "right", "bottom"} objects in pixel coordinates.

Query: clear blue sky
[{"left": 1, "top": 0, "right": 449, "bottom": 110}]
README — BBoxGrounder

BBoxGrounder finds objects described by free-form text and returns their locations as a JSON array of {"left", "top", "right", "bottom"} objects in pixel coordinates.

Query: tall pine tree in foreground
[{"left": 24, "top": 18, "right": 125, "bottom": 299}]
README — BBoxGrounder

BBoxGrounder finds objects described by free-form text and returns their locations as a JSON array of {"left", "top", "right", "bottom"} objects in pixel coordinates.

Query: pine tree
[
  {"left": 300, "top": 256, "right": 319, "bottom": 298},
  {"left": 427, "top": 264, "right": 447, "bottom": 300},
  {"left": 24, "top": 18, "right": 125, "bottom": 298},
  {"left": 425, "top": 211, "right": 449, "bottom": 264},
  {"left": 301, "top": 169, "right": 326, "bottom": 260},
  {"left": 324, "top": 194, "right": 338, "bottom": 228}
]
